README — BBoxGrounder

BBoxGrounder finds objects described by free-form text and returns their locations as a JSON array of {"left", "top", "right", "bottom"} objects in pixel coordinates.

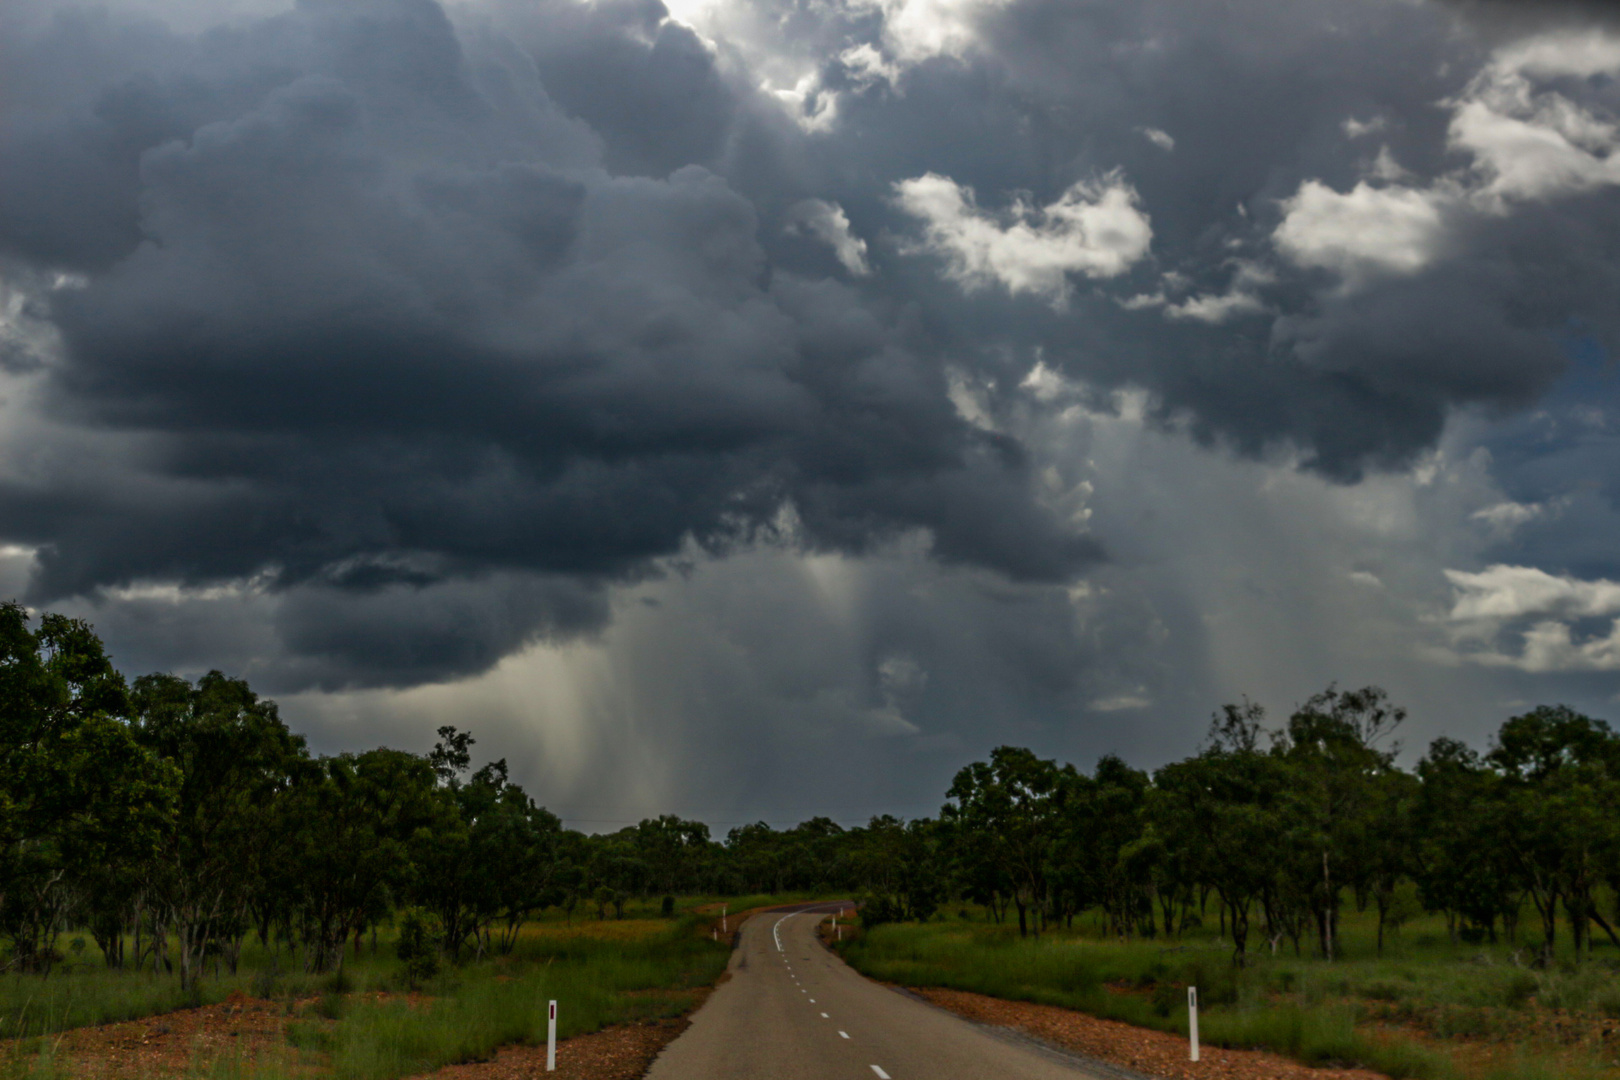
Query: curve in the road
[{"left": 646, "top": 901, "right": 1116, "bottom": 1080}]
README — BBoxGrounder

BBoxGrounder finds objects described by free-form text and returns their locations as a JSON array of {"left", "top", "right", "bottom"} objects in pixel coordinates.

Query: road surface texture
[{"left": 646, "top": 902, "right": 1128, "bottom": 1080}]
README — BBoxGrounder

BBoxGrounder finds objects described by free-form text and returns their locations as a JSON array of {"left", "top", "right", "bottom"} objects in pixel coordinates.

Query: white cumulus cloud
[
  {"left": 1445, "top": 564, "right": 1620, "bottom": 621},
  {"left": 787, "top": 199, "right": 872, "bottom": 276},
  {"left": 895, "top": 172, "right": 1152, "bottom": 307},
  {"left": 1443, "top": 564, "right": 1620, "bottom": 672},
  {"left": 1273, "top": 180, "right": 1448, "bottom": 282}
]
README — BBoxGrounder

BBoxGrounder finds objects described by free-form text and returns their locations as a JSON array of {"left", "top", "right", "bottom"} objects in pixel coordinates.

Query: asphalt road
[{"left": 645, "top": 902, "right": 1112, "bottom": 1080}]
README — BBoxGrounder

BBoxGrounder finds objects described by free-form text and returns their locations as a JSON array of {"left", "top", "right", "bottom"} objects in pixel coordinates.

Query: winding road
[{"left": 645, "top": 902, "right": 1113, "bottom": 1080}]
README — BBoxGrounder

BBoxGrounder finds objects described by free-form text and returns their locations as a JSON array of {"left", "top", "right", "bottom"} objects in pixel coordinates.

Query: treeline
[
  {"left": 0, "top": 603, "right": 927, "bottom": 985},
  {"left": 857, "top": 687, "right": 1620, "bottom": 970},
  {"left": 7, "top": 601, "right": 1617, "bottom": 980}
]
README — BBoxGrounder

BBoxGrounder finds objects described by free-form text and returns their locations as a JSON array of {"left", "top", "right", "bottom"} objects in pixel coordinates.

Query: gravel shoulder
[{"left": 909, "top": 987, "right": 1392, "bottom": 1080}]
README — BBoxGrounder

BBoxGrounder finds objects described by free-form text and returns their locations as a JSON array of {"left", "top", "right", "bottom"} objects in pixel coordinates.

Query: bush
[
  {"left": 251, "top": 967, "right": 281, "bottom": 999},
  {"left": 1501, "top": 971, "right": 1538, "bottom": 1008},
  {"left": 661, "top": 895, "right": 676, "bottom": 918},
  {"left": 859, "top": 893, "right": 903, "bottom": 928},
  {"left": 1361, "top": 981, "right": 1405, "bottom": 1003},
  {"left": 396, "top": 909, "right": 443, "bottom": 990}
]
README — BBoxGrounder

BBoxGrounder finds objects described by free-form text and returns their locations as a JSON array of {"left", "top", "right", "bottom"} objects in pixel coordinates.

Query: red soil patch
[
  {"left": 912, "top": 987, "right": 1392, "bottom": 1080},
  {"left": 414, "top": 981, "right": 720, "bottom": 1080},
  {"left": 37, "top": 991, "right": 300, "bottom": 1079}
]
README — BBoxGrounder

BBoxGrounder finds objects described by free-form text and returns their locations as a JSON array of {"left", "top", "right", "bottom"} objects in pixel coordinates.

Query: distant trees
[
  {"left": 929, "top": 691, "right": 1620, "bottom": 969},
  {"left": 9, "top": 600, "right": 1620, "bottom": 979}
]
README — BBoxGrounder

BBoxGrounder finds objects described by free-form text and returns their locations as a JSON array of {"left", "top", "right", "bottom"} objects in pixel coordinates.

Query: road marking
[
  {"left": 809, "top": 998, "right": 815, "bottom": 1003},
  {"left": 871, "top": 1067, "right": 891, "bottom": 1079},
  {"left": 820, "top": 1012, "right": 829, "bottom": 1018},
  {"left": 839, "top": 1031, "right": 850, "bottom": 1039}
]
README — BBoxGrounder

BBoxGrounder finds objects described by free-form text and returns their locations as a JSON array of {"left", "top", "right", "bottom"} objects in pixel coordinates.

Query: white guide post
[
  {"left": 722, "top": 904, "right": 728, "bottom": 933},
  {"left": 547, "top": 999, "right": 558, "bottom": 1071},
  {"left": 1188, "top": 986, "right": 1199, "bottom": 1062}
]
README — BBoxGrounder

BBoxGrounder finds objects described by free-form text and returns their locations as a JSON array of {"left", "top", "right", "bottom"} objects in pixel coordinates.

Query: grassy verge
[
  {"left": 0, "top": 894, "right": 833, "bottom": 1078},
  {"left": 298, "top": 913, "right": 727, "bottom": 1080},
  {"left": 836, "top": 910, "right": 1619, "bottom": 1080}
]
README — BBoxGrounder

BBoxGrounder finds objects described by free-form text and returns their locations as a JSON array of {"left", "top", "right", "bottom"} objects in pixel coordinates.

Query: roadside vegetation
[
  {"left": 12, "top": 597, "right": 1620, "bottom": 1078},
  {"left": 0, "top": 901, "right": 732, "bottom": 1078},
  {"left": 838, "top": 903, "right": 1620, "bottom": 1079},
  {"left": 825, "top": 685, "right": 1620, "bottom": 1080}
]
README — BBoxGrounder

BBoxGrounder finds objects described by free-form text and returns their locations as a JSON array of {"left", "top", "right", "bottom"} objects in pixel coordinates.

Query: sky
[{"left": 4, "top": 0, "right": 1620, "bottom": 831}]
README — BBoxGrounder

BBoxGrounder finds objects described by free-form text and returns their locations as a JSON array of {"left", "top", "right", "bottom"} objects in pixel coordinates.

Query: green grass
[
  {"left": 312, "top": 914, "right": 726, "bottom": 1080},
  {"left": 838, "top": 903, "right": 1620, "bottom": 1080},
  {"left": 0, "top": 892, "right": 807, "bottom": 1043},
  {"left": 0, "top": 894, "right": 838, "bottom": 1078}
]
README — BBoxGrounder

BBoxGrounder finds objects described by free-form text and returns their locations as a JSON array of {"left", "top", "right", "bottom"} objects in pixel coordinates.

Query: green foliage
[
  {"left": 841, "top": 908, "right": 1620, "bottom": 1080},
  {"left": 14, "top": 605, "right": 1620, "bottom": 1080},
  {"left": 395, "top": 910, "right": 442, "bottom": 990}
]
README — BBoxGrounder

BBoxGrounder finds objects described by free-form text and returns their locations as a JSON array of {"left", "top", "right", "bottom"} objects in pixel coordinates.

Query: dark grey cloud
[
  {"left": 0, "top": 0, "right": 1102, "bottom": 689},
  {"left": 2, "top": 0, "right": 1619, "bottom": 725}
]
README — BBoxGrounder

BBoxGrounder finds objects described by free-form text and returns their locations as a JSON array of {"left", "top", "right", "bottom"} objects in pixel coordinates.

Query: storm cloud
[{"left": 3, "top": 0, "right": 1620, "bottom": 817}]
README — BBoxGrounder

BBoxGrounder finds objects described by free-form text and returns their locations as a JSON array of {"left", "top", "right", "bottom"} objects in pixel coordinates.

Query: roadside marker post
[
  {"left": 547, "top": 1000, "right": 557, "bottom": 1072},
  {"left": 1188, "top": 987, "right": 1199, "bottom": 1062},
  {"left": 723, "top": 904, "right": 728, "bottom": 933}
]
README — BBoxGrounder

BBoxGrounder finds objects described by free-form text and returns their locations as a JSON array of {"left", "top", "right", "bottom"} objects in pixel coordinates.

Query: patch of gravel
[
  {"left": 419, "top": 1017, "right": 693, "bottom": 1080},
  {"left": 910, "top": 987, "right": 1392, "bottom": 1080}
]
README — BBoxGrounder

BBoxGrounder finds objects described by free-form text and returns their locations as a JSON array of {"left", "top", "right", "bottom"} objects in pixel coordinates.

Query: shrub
[
  {"left": 396, "top": 909, "right": 443, "bottom": 990},
  {"left": 1501, "top": 971, "right": 1538, "bottom": 1008}
]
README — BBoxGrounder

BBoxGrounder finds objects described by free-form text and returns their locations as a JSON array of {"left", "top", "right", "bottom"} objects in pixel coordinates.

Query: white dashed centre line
[
  {"left": 838, "top": 1031, "right": 850, "bottom": 1039},
  {"left": 871, "top": 1066, "right": 891, "bottom": 1079},
  {"left": 820, "top": 1012, "right": 829, "bottom": 1018}
]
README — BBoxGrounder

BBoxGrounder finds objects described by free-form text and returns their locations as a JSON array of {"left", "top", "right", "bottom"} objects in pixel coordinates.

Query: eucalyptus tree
[
  {"left": 851, "top": 815, "right": 943, "bottom": 924},
  {"left": 1272, "top": 685, "right": 1406, "bottom": 960},
  {"left": 0, "top": 605, "right": 175, "bottom": 973},
  {"left": 131, "top": 670, "right": 306, "bottom": 989},
  {"left": 1412, "top": 738, "right": 1518, "bottom": 943},
  {"left": 285, "top": 747, "right": 440, "bottom": 972},
  {"left": 1487, "top": 706, "right": 1620, "bottom": 962},
  {"left": 1151, "top": 701, "right": 1287, "bottom": 965},
  {"left": 942, "top": 746, "right": 1066, "bottom": 937}
]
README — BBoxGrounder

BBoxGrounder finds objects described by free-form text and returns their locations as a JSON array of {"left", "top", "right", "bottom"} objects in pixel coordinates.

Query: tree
[
  {"left": 1151, "top": 702, "right": 1289, "bottom": 965},
  {"left": 852, "top": 816, "right": 943, "bottom": 924},
  {"left": 283, "top": 748, "right": 440, "bottom": 972},
  {"left": 1412, "top": 738, "right": 1518, "bottom": 945},
  {"left": 1487, "top": 706, "right": 1620, "bottom": 963},
  {"left": 942, "top": 747, "right": 1064, "bottom": 937},
  {"left": 1273, "top": 685, "right": 1406, "bottom": 960},
  {"left": 0, "top": 605, "right": 175, "bottom": 974},
  {"left": 133, "top": 670, "right": 305, "bottom": 990}
]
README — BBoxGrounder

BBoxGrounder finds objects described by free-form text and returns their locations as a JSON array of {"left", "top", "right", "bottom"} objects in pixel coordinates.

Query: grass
[
  {"left": 0, "top": 893, "right": 824, "bottom": 1078},
  {"left": 837, "top": 900, "right": 1620, "bottom": 1080},
  {"left": 313, "top": 915, "right": 726, "bottom": 1080}
]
